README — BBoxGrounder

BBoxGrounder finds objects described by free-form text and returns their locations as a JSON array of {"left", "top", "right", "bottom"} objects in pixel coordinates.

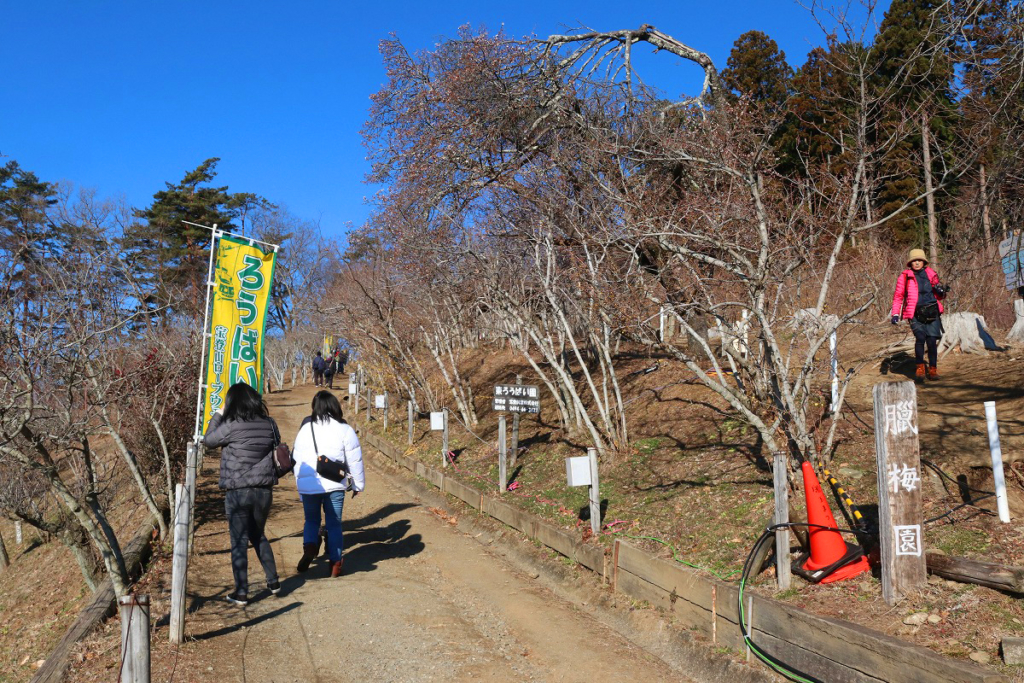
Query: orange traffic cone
[{"left": 792, "top": 461, "right": 870, "bottom": 584}]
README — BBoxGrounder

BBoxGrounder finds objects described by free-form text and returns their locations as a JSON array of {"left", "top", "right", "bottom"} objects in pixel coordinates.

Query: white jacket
[{"left": 291, "top": 417, "right": 365, "bottom": 495}]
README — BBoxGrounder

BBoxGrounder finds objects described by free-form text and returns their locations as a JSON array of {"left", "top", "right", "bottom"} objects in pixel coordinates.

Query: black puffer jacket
[{"left": 204, "top": 413, "right": 279, "bottom": 489}]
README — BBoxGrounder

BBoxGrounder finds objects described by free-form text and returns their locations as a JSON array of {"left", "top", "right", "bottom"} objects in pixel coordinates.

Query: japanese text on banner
[{"left": 202, "top": 235, "right": 276, "bottom": 432}]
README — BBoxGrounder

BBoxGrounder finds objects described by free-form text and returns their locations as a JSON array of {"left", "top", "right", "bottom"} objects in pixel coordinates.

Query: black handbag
[
  {"left": 311, "top": 421, "right": 348, "bottom": 483},
  {"left": 914, "top": 302, "right": 940, "bottom": 324}
]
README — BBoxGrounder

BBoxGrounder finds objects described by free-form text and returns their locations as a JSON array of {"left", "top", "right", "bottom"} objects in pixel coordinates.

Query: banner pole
[{"left": 192, "top": 224, "right": 220, "bottom": 442}]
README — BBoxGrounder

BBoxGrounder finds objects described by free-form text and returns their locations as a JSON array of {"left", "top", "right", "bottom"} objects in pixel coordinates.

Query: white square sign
[
  {"left": 374, "top": 395, "right": 387, "bottom": 409},
  {"left": 348, "top": 383, "right": 357, "bottom": 395},
  {"left": 429, "top": 412, "right": 445, "bottom": 431}
]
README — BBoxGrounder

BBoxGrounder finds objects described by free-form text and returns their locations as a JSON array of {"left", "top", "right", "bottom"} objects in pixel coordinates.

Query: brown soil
[
  {"left": 21, "top": 324, "right": 1024, "bottom": 681},
  {"left": 352, "top": 325, "right": 1024, "bottom": 679}
]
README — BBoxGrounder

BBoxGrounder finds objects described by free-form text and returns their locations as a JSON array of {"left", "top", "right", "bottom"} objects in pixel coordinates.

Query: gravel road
[{"left": 182, "top": 385, "right": 689, "bottom": 683}]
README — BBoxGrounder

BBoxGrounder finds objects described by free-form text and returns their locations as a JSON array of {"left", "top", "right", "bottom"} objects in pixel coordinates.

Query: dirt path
[{"left": 180, "top": 383, "right": 688, "bottom": 683}]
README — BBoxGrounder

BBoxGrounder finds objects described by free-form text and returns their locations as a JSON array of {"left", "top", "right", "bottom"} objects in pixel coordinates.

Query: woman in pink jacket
[{"left": 891, "top": 249, "right": 948, "bottom": 380}]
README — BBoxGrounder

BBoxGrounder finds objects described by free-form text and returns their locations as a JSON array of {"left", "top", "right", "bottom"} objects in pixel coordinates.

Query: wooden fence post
[
  {"left": 498, "top": 415, "right": 507, "bottom": 493},
  {"left": 442, "top": 408, "right": 449, "bottom": 468},
  {"left": 588, "top": 447, "right": 601, "bottom": 535},
  {"left": 119, "top": 594, "right": 150, "bottom": 683},
  {"left": 168, "top": 483, "right": 190, "bottom": 644},
  {"left": 365, "top": 387, "right": 371, "bottom": 421},
  {"left": 383, "top": 392, "right": 389, "bottom": 432},
  {"left": 185, "top": 443, "right": 198, "bottom": 555},
  {"left": 773, "top": 452, "right": 791, "bottom": 590},
  {"left": 510, "top": 374, "right": 521, "bottom": 470},
  {"left": 874, "top": 381, "right": 926, "bottom": 605},
  {"left": 14, "top": 521, "right": 22, "bottom": 545}
]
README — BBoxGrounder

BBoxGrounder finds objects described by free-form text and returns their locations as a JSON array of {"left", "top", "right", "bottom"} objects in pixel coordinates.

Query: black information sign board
[{"left": 492, "top": 384, "right": 540, "bottom": 413}]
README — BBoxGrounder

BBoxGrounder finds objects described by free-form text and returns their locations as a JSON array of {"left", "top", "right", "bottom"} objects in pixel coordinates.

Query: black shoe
[
  {"left": 226, "top": 590, "right": 248, "bottom": 606},
  {"left": 268, "top": 581, "right": 281, "bottom": 595}
]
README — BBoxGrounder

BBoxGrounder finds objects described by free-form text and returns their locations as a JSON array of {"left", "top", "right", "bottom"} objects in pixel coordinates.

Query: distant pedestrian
[
  {"left": 312, "top": 351, "right": 325, "bottom": 387},
  {"left": 337, "top": 347, "right": 348, "bottom": 375},
  {"left": 891, "top": 248, "right": 947, "bottom": 381},
  {"left": 325, "top": 352, "right": 338, "bottom": 389},
  {"left": 203, "top": 382, "right": 281, "bottom": 605},
  {"left": 291, "top": 391, "right": 364, "bottom": 578}
]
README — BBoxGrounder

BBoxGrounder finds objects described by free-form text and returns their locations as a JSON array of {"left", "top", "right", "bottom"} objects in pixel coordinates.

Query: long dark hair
[
  {"left": 311, "top": 390, "right": 344, "bottom": 424},
  {"left": 222, "top": 383, "right": 268, "bottom": 422}
]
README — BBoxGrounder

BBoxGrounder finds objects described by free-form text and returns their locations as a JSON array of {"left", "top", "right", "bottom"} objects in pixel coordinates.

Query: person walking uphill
[
  {"left": 203, "top": 383, "right": 281, "bottom": 605},
  {"left": 291, "top": 390, "right": 365, "bottom": 577},
  {"left": 891, "top": 248, "right": 948, "bottom": 381},
  {"left": 312, "top": 351, "right": 326, "bottom": 387}
]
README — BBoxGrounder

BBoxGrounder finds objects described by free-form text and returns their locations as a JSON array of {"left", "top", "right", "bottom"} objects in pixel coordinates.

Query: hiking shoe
[
  {"left": 927, "top": 366, "right": 939, "bottom": 380},
  {"left": 915, "top": 363, "right": 926, "bottom": 382},
  {"left": 330, "top": 559, "right": 344, "bottom": 578},
  {"left": 226, "top": 590, "right": 248, "bottom": 606},
  {"left": 268, "top": 581, "right": 281, "bottom": 595}
]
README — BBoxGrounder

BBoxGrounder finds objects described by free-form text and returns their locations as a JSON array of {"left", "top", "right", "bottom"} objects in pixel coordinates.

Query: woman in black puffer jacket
[{"left": 204, "top": 382, "right": 281, "bottom": 605}]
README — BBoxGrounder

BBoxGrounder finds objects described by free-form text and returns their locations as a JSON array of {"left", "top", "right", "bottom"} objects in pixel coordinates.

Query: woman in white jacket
[{"left": 291, "top": 391, "right": 365, "bottom": 577}]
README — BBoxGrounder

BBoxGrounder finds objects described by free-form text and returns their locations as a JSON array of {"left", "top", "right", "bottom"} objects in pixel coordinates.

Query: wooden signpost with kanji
[{"left": 873, "top": 380, "right": 926, "bottom": 605}]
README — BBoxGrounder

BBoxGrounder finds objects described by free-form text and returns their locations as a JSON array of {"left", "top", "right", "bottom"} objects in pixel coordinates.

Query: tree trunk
[
  {"left": 922, "top": 111, "right": 938, "bottom": 264},
  {"left": 0, "top": 526, "right": 9, "bottom": 571},
  {"left": 980, "top": 163, "right": 993, "bottom": 253}
]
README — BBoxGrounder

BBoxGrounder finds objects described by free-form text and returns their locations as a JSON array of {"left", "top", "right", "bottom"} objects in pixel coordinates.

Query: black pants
[
  {"left": 910, "top": 321, "right": 939, "bottom": 367},
  {"left": 325, "top": 372, "right": 335, "bottom": 388},
  {"left": 313, "top": 370, "right": 324, "bottom": 386},
  {"left": 225, "top": 487, "right": 278, "bottom": 593}
]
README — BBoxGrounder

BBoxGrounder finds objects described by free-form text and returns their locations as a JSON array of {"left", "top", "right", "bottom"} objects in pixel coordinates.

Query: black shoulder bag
[{"left": 312, "top": 421, "right": 348, "bottom": 483}]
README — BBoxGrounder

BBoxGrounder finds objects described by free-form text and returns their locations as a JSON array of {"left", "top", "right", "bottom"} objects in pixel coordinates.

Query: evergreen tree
[
  {"left": 122, "top": 158, "right": 269, "bottom": 320},
  {"left": 721, "top": 30, "right": 793, "bottom": 108},
  {"left": 871, "top": 0, "right": 958, "bottom": 246}
]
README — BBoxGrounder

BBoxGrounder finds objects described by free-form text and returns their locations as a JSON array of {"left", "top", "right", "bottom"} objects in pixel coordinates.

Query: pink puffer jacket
[{"left": 891, "top": 267, "right": 944, "bottom": 320}]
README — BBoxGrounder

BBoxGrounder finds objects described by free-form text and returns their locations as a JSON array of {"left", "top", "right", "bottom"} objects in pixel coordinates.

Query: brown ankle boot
[
  {"left": 915, "top": 363, "right": 926, "bottom": 381},
  {"left": 330, "top": 559, "right": 344, "bottom": 578},
  {"left": 927, "top": 365, "right": 939, "bottom": 380},
  {"left": 297, "top": 541, "right": 321, "bottom": 573}
]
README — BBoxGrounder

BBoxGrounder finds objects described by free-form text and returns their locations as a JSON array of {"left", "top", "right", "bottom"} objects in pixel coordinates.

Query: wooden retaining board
[
  {"left": 615, "top": 541, "right": 714, "bottom": 610},
  {"left": 534, "top": 521, "right": 578, "bottom": 559},
  {"left": 750, "top": 595, "right": 1005, "bottom": 683},
  {"left": 421, "top": 464, "right": 444, "bottom": 490},
  {"left": 483, "top": 497, "right": 536, "bottom": 537},
  {"left": 443, "top": 476, "right": 482, "bottom": 509}
]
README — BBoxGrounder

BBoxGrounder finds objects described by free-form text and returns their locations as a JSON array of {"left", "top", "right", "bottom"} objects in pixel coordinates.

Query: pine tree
[{"left": 122, "top": 158, "right": 268, "bottom": 321}]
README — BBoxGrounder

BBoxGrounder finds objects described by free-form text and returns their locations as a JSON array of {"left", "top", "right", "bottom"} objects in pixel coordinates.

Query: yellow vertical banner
[{"left": 202, "top": 235, "right": 277, "bottom": 432}]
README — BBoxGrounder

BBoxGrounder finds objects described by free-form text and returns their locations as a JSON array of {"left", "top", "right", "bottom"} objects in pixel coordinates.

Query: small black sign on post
[
  {"left": 874, "top": 381, "right": 926, "bottom": 605},
  {"left": 493, "top": 384, "right": 540, "bottom": 414}
]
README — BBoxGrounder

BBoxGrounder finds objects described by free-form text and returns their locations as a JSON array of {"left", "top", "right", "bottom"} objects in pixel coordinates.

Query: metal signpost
[{"left": 873, "top": 381, "right": 926, "bottom": 605}]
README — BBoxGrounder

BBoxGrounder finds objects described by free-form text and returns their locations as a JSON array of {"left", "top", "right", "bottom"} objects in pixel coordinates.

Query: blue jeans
[{"left": 301, "top": 490, "right": 345, "bottom": 562}]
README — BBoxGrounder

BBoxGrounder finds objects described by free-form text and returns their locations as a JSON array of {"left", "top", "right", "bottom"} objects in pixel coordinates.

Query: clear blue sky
[{"left": 1, "top": 1, "right": 886, "bottom": 242}]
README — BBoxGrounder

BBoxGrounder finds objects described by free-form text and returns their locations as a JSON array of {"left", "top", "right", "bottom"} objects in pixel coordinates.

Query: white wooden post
[
  {"left": 587, "top": 447, "right": 601, "bottom": 535},
  {"left": 874, "top": 381, "right": 926, "bottom": 605},
  {"left": 383, "top": 392, "right": 389, "bottom": 432},
  {"left": 408, "top": 400, "right": 414, "bottom": 446},
  {"left": 830, "top": 330, "right": 839, "bottom": 414},
  {"left": 984, "top": 401, "right": 1012, "bottom": 523},
  {"left": 185, "top": 443, "right": 198, "bottom": 555},
  {"left": 773, "top": 452, "right": 791, "bottom": 590},
  {"left": 169, "top": 483, "right": 190, "bottom": 644},
  {"left": 365, "top": 387, "right": 371, "bottom": 421},
  {"left": 498, "top": 415, "right": 507, "bottom": 493},
  {"left": 510, "top": 374, "right": 521, "bottom": 470},
  {"left": 119, "top": 594, "right": 150, "bottom": 683},
  {"left": 442, "top": 408, "right": 449, "bottom": 468},
  {"left": 14, "top": 521, "right": 21, "bottom": 545}
]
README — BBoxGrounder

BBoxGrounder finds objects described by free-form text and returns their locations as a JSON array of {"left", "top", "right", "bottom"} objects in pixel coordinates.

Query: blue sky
[{"left": 1, "top": 1, "right": 887, "bottom": 243}]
